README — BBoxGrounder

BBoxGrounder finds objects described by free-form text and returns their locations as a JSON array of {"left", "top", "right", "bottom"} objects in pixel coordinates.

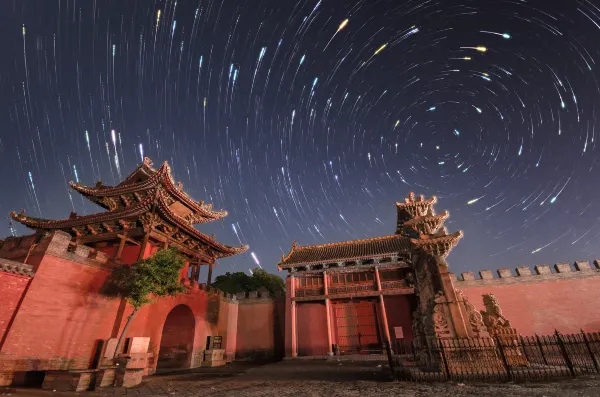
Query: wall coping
[
  {"left": 234, "top": 290, "right": 284, "bottom": 304},
  {"left": 0, "top": 230, "right": 112, "bottom": 270},
  {"left": 0, "top": 258, "right": 35, "bottom": 277},
  {"left": 455, "top": 260, "right": 600, "bottom": 287}
]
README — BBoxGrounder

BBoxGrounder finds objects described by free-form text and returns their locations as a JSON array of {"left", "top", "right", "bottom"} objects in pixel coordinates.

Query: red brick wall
[
  {"left": 297, "top": 302, "right": 328, "bottom": 356},
  {"left": 0, "top": 255, "right": 120, "bottom": 371},
  {"left": 383, "top": 295, "right": 416, "bottom": 343},
  {"left": 0, "top": 272, "right": 31, "bottom": 345},
  {"left": 236, "top": 300, "right": 284, "bottom": 359},
  {"left": 0, "top": 251, "right": 237, "bottom": 376},
  {"left": 460, "top": 277, "right": 600, "bottom": 336}
]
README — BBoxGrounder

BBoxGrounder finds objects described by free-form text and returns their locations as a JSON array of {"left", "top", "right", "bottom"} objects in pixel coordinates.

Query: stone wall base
[
  {"left": 202, "top": 349, "right": 226, "bottom": 367},
  {"left": 42, "top": 370, "right": 95, "bottom": 392},
  {"left": 114, "top": 368, "right": 143, "bottom": 388}
]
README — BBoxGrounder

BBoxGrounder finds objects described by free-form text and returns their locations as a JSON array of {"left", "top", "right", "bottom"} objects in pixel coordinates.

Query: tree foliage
[
  {"left": 212, "top": 268, "right": 285, "bottom": 294},
  {"left": 101, "top": 247, "right": 187, "bottom": 357},
  {"left": 102, "top": 247, "right": 187, "bottom": 308}
]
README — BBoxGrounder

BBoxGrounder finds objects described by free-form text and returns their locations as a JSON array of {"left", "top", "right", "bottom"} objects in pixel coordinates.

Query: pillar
[
  {"left": 323, "top": 272, "right": 334, "bottom": 356},
  {"left": 374, "top": 267, "right": 392, "bottom": 350},
  {"left": 137, "top": 233, "right": 150, "bottom": 261},
  {"left": 115, "top": 236, "right": 126, "bottom": 259},
  {"left": 207, "top": 263, "right": 214, "bottom": 285},
  {"left": 290, "top": 275, "right": 298, "bottom": 357}
]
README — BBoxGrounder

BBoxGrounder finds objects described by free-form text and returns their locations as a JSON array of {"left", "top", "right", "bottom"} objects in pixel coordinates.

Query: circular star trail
[{"left": 1, "top": 0, "right": 600, "bottom": 275}]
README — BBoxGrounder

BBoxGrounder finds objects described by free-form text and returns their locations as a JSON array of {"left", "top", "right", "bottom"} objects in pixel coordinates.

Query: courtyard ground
[{"left": 3, "top": 360, "right": 600, "bottom": 397}]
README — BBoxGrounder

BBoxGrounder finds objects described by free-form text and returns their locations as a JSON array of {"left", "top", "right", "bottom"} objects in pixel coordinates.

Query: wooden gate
[{"left": 334, "top": 300, "right": 381, "bottom": 353}]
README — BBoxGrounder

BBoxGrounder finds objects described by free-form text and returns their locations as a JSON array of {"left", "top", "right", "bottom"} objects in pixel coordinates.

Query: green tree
[
  {"left": 251, "top": 268, "right": 285, "bottom": 294},
  {"left": 101, "top": 247, "right": 186, "bottom": 356},
  {"left": 212, "top": 268, "right": 284, "bottom": 294}
]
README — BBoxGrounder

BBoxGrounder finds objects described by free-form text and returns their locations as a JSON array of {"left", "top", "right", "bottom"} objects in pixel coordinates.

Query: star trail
[{"left": 2, "top": 0, "right": 600, "bottom": 276}]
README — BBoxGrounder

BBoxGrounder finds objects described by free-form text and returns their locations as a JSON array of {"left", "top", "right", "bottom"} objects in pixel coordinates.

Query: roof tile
[{"left": 280, "top": 235, "right": 410, "bottom": 267}]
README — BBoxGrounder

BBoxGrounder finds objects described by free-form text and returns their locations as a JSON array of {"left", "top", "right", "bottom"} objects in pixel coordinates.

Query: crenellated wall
[{"left": 456, "top": 260, "right": 600, "bottom": 336}]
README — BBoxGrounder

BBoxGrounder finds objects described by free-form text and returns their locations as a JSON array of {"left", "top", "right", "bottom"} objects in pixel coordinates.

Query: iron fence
[{"left": 392, "top": 330, "right": 600, "bottom": 382}]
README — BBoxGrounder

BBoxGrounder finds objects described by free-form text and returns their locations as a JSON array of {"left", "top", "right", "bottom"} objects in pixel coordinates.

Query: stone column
[
  {"left": 290, "top": 275, "right": 298, "bottom": 357},
  {"left": 374, "top": 267, "right": 392, "bottom": 350},
  {"left": 323, "top": 272, "right": 334, "bottom": 356}
]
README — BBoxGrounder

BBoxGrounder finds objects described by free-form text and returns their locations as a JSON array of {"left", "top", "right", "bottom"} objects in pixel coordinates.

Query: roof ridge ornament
[{"left": 143, "top": 157, "right": 153, "bottom": 168}]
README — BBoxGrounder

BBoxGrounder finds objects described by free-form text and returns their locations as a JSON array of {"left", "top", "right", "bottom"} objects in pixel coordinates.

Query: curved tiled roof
[
  {"left": 10, "top": 194, "right": 154, "bottom": 229},
  {"left": 10, "top": 191, "right": 247, "bottom": 260},
  {"left": 69, "top": 159, "right": 227, "bottom": 223},
  {"left": 153, "top": 193, "right": 247, "bottom": 259},
  {"left": 279, "top": 234, "right": 410, "bottom": 267}
]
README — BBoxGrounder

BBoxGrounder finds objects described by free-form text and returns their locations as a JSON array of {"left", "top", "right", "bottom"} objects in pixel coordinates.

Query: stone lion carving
[{"left": 481, "top": 294, "right": 511, "bottom": 329}]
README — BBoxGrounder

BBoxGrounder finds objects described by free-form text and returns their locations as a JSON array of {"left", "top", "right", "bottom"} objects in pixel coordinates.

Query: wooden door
[{"left": 334, "top": 300, "right": 380, "bottom": 353}]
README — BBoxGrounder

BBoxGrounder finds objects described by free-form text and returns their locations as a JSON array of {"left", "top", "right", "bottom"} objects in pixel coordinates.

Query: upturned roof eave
[{"left": 68, "top": 160, "right": 228, "bottom": 223}]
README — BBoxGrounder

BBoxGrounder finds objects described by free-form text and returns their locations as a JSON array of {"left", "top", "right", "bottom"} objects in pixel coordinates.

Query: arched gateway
[{"left": 157, "top": 305, "right": 196, "bottom": 369}]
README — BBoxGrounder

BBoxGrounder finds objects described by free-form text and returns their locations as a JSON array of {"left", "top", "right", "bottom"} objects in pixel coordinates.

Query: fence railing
[{"left": 392, "top": 330, "right": 600, "bottom": 381}]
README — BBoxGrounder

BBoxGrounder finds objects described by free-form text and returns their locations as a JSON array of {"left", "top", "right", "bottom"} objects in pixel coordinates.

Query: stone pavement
[{"left": 3, "top": 361, "right": 600, "bottom": 397}]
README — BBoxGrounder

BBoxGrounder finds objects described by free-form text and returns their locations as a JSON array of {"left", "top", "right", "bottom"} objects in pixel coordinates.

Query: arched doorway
[{"left": 157, "top": 305, "right": 196, "bottom": 369}]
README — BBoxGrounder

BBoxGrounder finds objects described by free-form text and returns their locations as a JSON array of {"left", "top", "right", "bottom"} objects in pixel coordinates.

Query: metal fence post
[
  {"left": 581, "top": 329, "right": 600, "bottom": 373},
  {"left": 555, "top": 330, "right": 575, "bottom": 377},
  {"left": 536, "top": 334, "right": 548, "bottom": 366},
  {"left": 495, "top": 334, "right": 512, "bottom": 381},
  {"left": 438, "top": 339, "right": 451, "bottom": 380}
]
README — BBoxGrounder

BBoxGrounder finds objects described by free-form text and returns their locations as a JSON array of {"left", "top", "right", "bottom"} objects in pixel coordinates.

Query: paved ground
[{"left": 3, "top": 360, "right": 600, "bottom": 397}]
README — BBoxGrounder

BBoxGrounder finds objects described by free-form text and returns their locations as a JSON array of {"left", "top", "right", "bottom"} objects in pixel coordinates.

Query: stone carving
[
  {"left": 465, "top": 297, "right": 485, "bottom": 331},
  {"left": 481, "top": 294, "right": 511, "bottom": 330}
]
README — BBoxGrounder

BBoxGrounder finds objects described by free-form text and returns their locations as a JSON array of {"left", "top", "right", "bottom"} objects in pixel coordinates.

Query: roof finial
[
  {"left": 291, "top": 240, "right": 297, "bottom": 250},
  {"left": 143, "top": 157, "right": 153, "bottom": 168}
]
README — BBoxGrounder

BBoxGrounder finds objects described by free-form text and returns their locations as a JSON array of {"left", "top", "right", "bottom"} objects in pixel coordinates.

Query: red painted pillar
[
  {"left": 374, "top": 267, "right": 392, "bottom": 350},
  {"left": 290, "top": 275, "right": 298, "bottom": 357},
  {"left": 323, "top": 272, "right": 333, "bottom": 356}
]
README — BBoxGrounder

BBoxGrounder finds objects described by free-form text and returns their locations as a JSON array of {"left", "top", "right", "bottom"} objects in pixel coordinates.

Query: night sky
[{"left": 1, "top": 0, "right": 600, "bottom": 277}]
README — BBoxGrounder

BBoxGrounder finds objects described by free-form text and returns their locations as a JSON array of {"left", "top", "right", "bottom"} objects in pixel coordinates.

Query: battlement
[
  {"left": 234, "top": 289, "right": 284, "bottom": 304},
  {"left": 0, "top": 258, "right": 35, "bottom": 277},
  {"left": 455, "top": 260, "right": 600, "bottom": 286},
  {"left": 0, "top": 230, "right": 111, "bottom": 270}
]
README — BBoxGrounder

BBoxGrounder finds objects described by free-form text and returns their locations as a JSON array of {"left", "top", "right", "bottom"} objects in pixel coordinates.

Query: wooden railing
[
  {"left": 295, "top": 287, "right": 324, "bottom": 297},
  {"left": 328, "top": 283, "right": 376, "bottom": 295},
  {"left": 381, "top": 280, "right": 408, "bottom": 290}
]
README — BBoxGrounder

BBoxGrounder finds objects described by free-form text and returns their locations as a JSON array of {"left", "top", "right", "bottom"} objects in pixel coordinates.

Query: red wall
[
  {"left": 0, "top": 255, "right": 120, "bottom": 371},
  {"left": 383, "top": 295, "right": 415, "bottom": 343},
  {"left": 461, "top": 277, "right": 600, "bottom": 336},
  {"left": 97, "top": 244, "right": 149, "bottom": 265},
  {"left": 0, "top": 273, "right": 31, "bottom": 345},
  {"left": 0, "top": 251, "right": 237, "bottom": 377},
  {"left": 236, "top": 300, "right": 284, "bottom": 359},
  {"left": 297, "top": 302, "right": 328, "bottom": 356}
]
